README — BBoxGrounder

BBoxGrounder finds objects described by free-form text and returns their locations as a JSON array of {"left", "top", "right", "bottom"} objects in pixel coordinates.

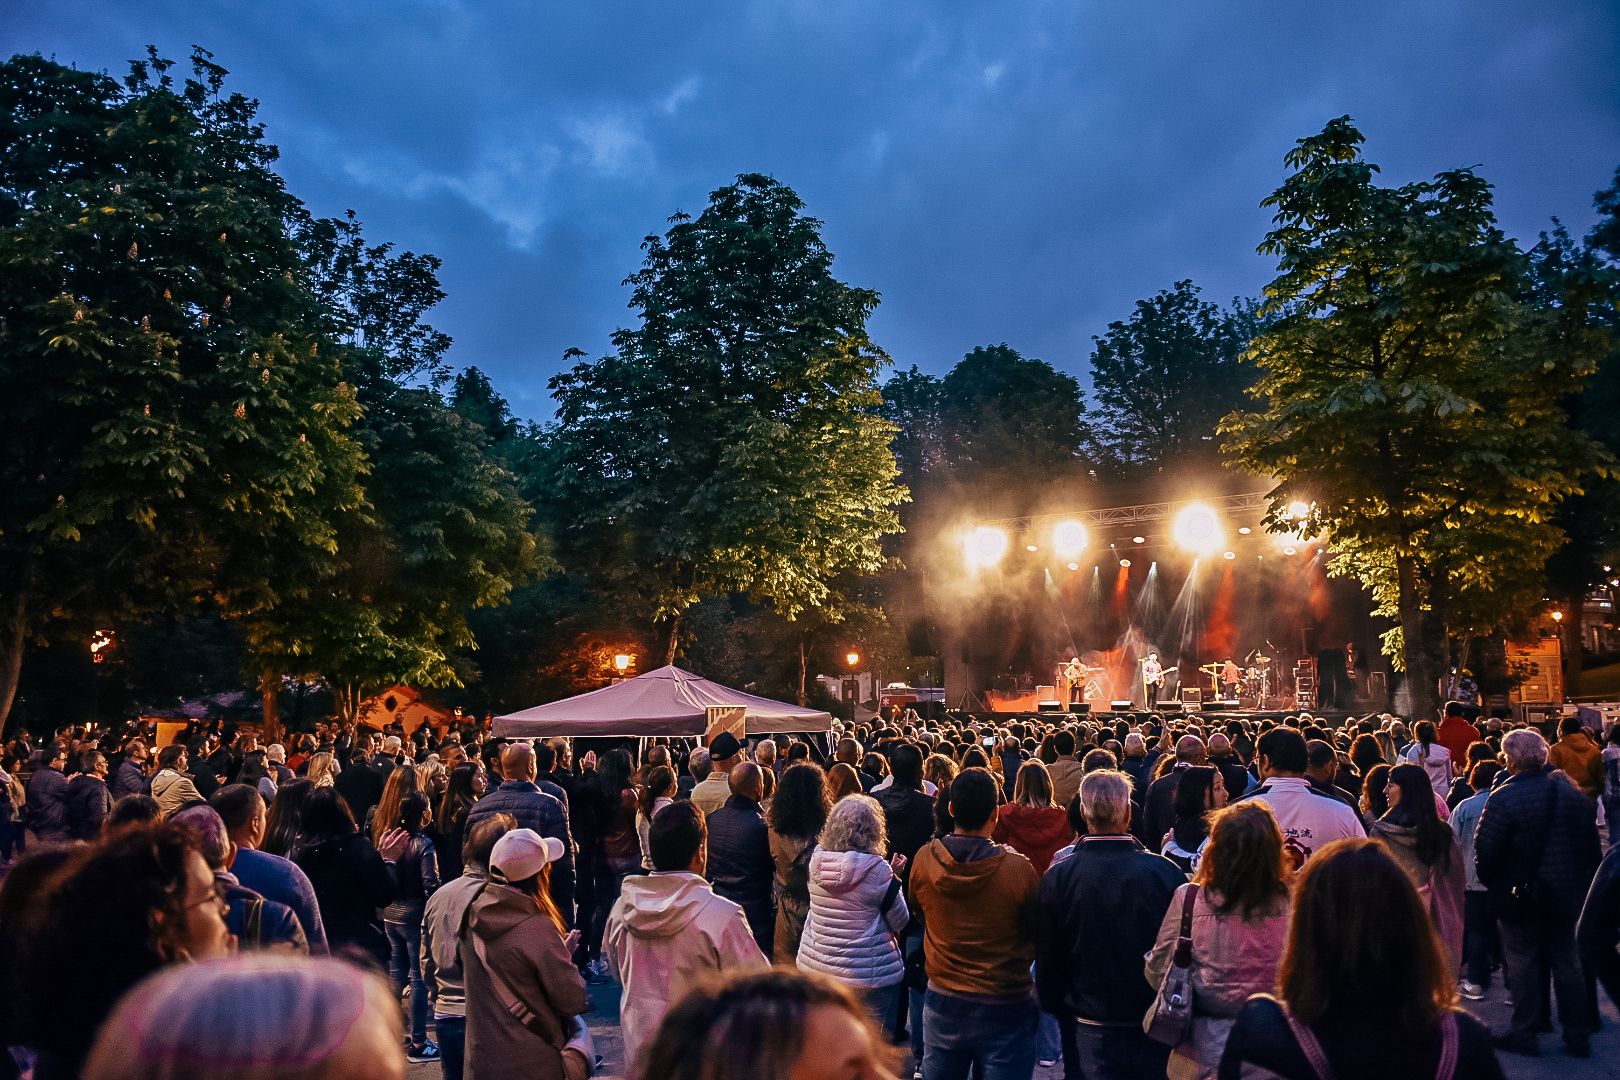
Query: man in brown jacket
[
  {"left": 909, "top": 767, "right": 1041, "bottom": 1079},
  {"left": 1548, "top": 717, "right": 1604, "bottom": 803}
]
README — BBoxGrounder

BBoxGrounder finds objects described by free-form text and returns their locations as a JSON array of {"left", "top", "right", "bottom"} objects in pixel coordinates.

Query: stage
[{"left": 954, "top": 707, "right": 1359, "bottom": 727}]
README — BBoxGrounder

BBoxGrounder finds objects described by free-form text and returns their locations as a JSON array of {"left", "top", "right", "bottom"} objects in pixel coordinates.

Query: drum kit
[{"left": 1198, "top": 649, "right": 1278, "bottom": 706}]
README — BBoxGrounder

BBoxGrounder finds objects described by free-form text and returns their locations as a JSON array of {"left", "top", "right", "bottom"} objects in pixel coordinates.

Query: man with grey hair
[
  {"left": 682, "top": 746, "right": 711, "bottom": 801},
  {"left": 1038, "top": 769, "right": 1183, "bottom": 1077},
  {"left": 1120, "top": 731, "right": 1160, "bottom": 795},
  {"left": 1475, "top": 726, "right": 1602, "bottom": 1057},
  {"left": 171, "top": 804, "right": 308, "bottom": 952}
]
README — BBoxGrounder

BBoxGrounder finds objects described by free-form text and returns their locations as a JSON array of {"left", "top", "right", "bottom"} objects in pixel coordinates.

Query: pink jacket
[{"left": 1145, "top": 883, "right": 1290, "bottom": 1080}]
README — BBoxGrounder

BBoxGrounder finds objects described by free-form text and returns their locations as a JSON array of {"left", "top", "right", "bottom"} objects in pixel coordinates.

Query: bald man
[
  {"left": 703, "top": 762, "right": 774, "bottom": 954},
  {"left": 465, "top": 740, "right": 576, "bottom": 925}
]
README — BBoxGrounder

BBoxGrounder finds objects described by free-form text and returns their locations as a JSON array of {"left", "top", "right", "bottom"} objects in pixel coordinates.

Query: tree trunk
[
  {"left": 798, "top": 632, "right": 809, "bottom": 706},
  {"left": 1396, "top": 553, "right": 1439, "bottom": 723},
  {"left": 1561, "top": 588, "right": 1585, "bottom": 701},
  {"left": 661, "top": 612, "right": 683, "bottom": 667},
  {"left": 260, "top": 672, "right": 280, "bottom": 742},
  {"left": 0, "top": 594, "right": 27, "bottom": 738}
]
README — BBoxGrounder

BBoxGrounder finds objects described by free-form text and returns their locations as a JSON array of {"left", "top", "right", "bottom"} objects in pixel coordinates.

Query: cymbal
[{"left": 1252, "top": 655, "right": 1271, "bottom": 663}]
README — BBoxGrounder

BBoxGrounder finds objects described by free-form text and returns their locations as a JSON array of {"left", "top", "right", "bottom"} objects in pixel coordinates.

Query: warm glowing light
[
  {"left": 963, "top": 526, "right": 1009, "bottom": 569},
  {"left": 1132, "top": 535, "right": 1146, "bottom": 544},
  {"left": 1119, "top": 558, "right": 1132, "bottom": 568},
  {"left": 1051, "top": 520, "right": 1088, "bottom": 557},
  {"left": 1238, "top": 526, "right": 1252, "bottom": 536},
  {"left": 1025, "top": 544, "right": 1039, "bottom": 552},
  {"left": 1550, "top": 610, "right": 1564, "bottom": 623},
  {"left": 1282, "top": 546, "right": 1297, "bottom": 556},
  {"left": 614, "top": 653, "right": 633, "bottom": 673},
  {"left": 1067, "top": 562, "right": 1080, "bottom": 571},
  {"left": 1287, "top": 500, "right": 1311, "bottom": 521},
  {"left": 1223, "top": 551, "right": 1236, "bottom": 560},
  {"left": 1172, "top": 503, "right": 1223, "bottom": 555},
  {"left": 846, "top": 650, "right": 862, "bottom": 667}
]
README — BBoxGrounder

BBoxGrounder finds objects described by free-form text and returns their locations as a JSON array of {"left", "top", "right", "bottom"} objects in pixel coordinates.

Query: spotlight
[
  {"left": 1119, "top": 558, "right": 1132, "bottom": 568},
  {"left": 963, "top": 526, "right": 1009, "bottom": 570},
  {"left": 1067, "top": 562, "right": 1079, "bottom": 572},
  {"left": 1238, "top": 526, "right": 1252, "bottom": 536},
  {"left": 1052, "top": 520, "right": 1088, "bottom": 558},
  {"left": 1172, "top": 503, "right": 1223, "bottom": 555},
  {"left": 1132, "top": 536, "right": 1146, "bottom": 544},
  {"left": 1287, "top": 500, "right": 1311, "bottom": 521},
  {"left": 1025, "top": 544, "right": 1039, "bottom": 553},
  {"left": 1223, "top": 551, "right": 1236, "bottom": 560},
  {"left": 1282, "top": 546, "right": 1297, "bottom": 556}
]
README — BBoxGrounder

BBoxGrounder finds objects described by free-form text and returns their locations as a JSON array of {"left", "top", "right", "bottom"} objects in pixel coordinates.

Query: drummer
[{"left": 1220, "top": 657, "right": 1241, "bottom": 699}]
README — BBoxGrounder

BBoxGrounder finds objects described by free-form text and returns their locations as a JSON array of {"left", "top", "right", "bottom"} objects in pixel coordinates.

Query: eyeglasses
[{"left": 183, "top": 880, "right": 230, "bottom": 915}]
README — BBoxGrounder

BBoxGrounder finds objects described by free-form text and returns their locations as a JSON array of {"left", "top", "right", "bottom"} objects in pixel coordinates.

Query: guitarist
[{"left": 1142, "top": 652, "right": 1164, "bottom": 711}]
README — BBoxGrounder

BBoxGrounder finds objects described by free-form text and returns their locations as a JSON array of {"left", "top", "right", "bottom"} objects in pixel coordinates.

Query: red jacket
[
  {"left": 992, "top": 803, "right": 1075, "bottom": 875},
  {"left": 1436, "top": 715, "right": 1481, "bottom": 769}
]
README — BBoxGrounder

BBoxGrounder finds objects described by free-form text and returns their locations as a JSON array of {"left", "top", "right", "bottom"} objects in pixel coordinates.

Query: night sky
[{"left": 7, "top": 1, "right": 1618, "bottom": 419}]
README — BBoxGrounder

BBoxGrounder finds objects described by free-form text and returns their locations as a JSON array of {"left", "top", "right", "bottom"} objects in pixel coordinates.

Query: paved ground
[{"left": 406, "top": 975, "right": 1620, "bottom": 1080}]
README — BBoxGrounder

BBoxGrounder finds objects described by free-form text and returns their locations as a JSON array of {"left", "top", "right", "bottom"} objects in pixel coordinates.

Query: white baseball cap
[{"left": 490, "top": 829, "right": 565, "bottom": 881}]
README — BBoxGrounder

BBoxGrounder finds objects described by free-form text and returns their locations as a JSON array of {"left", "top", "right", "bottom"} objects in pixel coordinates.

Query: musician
[
  {"left": 1142, "top": 652, "right": 1163, "bottom": 710},
  {"left": 1061, "top": 656, "right": 1085, "bottom": 705},
  {"left": 1221, "top": 658, "right": 1241, "bottom": 700}
]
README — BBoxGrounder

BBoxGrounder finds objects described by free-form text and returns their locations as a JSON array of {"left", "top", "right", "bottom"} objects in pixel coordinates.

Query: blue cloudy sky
[{"left": 7, "top": 1, "right": 1619, "bottom": 419}]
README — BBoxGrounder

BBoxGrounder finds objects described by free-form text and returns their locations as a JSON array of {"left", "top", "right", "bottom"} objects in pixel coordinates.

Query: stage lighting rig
[
  {"left": 1052, "top": 520, "right": 1088, "bottom": 558},
  {"left": 1172, "top": 503, "right": 1223, "bottom": 555},
  {"left": 963, "top": 526, "right": 1009, "bottom": 570}
]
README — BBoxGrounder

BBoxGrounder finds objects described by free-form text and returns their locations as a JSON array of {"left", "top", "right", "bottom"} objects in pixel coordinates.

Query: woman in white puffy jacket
[{"left": 795, "top": 794, "right": 910, "bottom": 1037}]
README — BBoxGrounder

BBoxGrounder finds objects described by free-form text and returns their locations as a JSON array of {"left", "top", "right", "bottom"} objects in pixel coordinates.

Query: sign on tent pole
[{"left": 705, "top": 705, "right": 747, "bottom": 744}]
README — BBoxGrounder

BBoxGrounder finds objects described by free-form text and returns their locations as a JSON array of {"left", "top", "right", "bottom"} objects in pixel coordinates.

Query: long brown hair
[
  {"left": 1277, "top": 837, "right": 1456, "bottom": 1030},
  {"left": 1193, "top": 801, "right": 1289, "bottom": 918},
  {"left": 1012, "top": 760, "right": 1056, "bottom": 809},
  {"left": 371, "top": 765, "right": 418, "bottom": 848},
  {"left": 507, "top": 863, "right": 568, "bottom": 936}
]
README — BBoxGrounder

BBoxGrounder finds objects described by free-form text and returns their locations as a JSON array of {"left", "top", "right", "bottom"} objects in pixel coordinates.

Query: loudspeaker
[
  {"left": 1068, "top": 703, "right": 1091, "bottom": 715},
  {"left": 1110, "top": 701, "right": 1135, "bottom": 712},
  {"left": 1160, "top": 701, "right": 1183, "bottom": 714},
  {"left": 1036, "top": 700, "right": 1062, "bottom": 713}
]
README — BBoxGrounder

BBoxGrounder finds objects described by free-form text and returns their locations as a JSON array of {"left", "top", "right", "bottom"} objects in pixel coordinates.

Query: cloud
[
  {"left": 658, "top": 75, "right": 701, "bottom": 115},
  {"left": 982, "top": 62, "right": 1005, "bottom": 89},
  {"left": 564, "top": 113, "right": 654, "bottom": 177}
]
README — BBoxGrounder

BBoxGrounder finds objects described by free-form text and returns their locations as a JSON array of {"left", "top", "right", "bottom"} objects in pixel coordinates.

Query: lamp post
[{"left": 612, "top": 652, "right": 634, "bottom": 685}]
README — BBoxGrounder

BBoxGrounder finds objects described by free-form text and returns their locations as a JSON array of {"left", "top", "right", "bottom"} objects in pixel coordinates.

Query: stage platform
[{"left": 952, "top": 708, "right": 1357, "bottom": 727}]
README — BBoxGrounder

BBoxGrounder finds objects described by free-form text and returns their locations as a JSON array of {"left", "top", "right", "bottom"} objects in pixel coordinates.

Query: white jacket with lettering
[
  {"left": 1236, "top": 776, "right": 1365, "bottom": 866},
  {"left": 795, "top": 848, "right": 909, "bottom": 989}
]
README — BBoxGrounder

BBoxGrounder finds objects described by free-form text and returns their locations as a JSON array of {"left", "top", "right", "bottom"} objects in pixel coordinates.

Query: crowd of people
[{"left": 1, "top": 699, "right": 1618, "bottom": 1080}]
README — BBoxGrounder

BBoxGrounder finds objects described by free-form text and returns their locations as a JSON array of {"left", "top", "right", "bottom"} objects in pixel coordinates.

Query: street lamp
[
  {"left": 614, "top": 653, "right": 634, "bottom": 674},
  {"left": 1551, "top": 610, "right": 1564, "bottom": 623},
  {"left": 846, "top": 650, "right": 861, "bottom": 669}
]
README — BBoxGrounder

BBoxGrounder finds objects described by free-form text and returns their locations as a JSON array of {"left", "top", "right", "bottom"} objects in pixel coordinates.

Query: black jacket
[
  {"left": 706, "top": 794, "right": 773, "bottom": 910},
  {"left": 1217, "top": 996, "right": 1503, "bottom": 1080},
  {"left": 465, "top": 781, "right": 576, "bottom": 924},
  {"left": 24, "top": 766, "right": 70, "bottom": 840},
  {"left": 1135, "top": 768, "right": 1184, "bottom": 848},
  {"left": 291, "top": 831, "right": 397, "bottom": 961},
  {"left": 335, "top": 760, "right": 386, "bottom": 823},
  {"left": 65, "top": 774, "right": 112, "bottom": 840},
  {"left": 1474, "top": 765, "right": 1602, "bottom": 922},
  {"left": 1577, "top": 842, "right": 1620, "bottom": 1010},
  {"left": 876, "top": 784, "right": 936, "bottom": 877},
  {"left": 108, "top": 760, "right": 148, "bottom": 800},
  {"left": 1036, "top": 835, "right": 1184, "bottom": 1023}
]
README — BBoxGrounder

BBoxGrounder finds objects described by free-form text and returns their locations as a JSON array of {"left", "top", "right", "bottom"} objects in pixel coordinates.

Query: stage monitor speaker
[
  {"left": 1036, "top": 684, "right": 1057, "bottom": 701},
  {"left": 1110, "top": 701, "right": 1135, "bottom": 712},
  {"left": 1183, "top": 687, "right": 1202, "bottom": 704},
  {"left": 1067, "top": 703, "right": 1091, "bottom": 715},
  {"left": 1160, "top": 701, "right": 1184, "bottom": 714},
  {"left": 1036, "top": 700, "right": 1062, "bottom": 713}
]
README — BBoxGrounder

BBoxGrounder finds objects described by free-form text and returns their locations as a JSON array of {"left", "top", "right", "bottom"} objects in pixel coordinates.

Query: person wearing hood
[
  {"left": 606, "top": 800, "right": 767, "bottom": 1078},
  {"left": 463, "top": 828, "right": 591, "bottom": 1080},
  {"left": 424, "top": 812, "right": 516, "bottom": 1080},
  {"left": 796, "top": 795, "right": 910, "bottom": 1037},
  {"left": 150, "top": 743, "right": 204, "bottom": 819},
  {"left": 1370, "top": 763, "right": 1466, "bottom": 968},
  {"left": 909, "top": 767, "right": 1042, "bottom": 1080}
]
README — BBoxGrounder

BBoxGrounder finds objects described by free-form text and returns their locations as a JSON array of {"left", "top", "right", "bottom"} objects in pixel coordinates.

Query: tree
[
  {"left": 1537, "top": 171, "right": 1620, "bottom": 695},
  {"left": 1221, "top": 118, "right": 1605, "bottom": 722},
  {"left": 548, "top": 174, "right": 907, "bottom": 663},
  {"left": 935, "top": 344, "right": 1089, "bottom": 491},
  {"left": 1087, "top": 281, "right": 1260, "bottom": 475},
  {"left": 0, "top": 50, "right": 365, "bottom": 733},
  {"left": 877, "top": 365, "right": 947, "bottom": 491}
]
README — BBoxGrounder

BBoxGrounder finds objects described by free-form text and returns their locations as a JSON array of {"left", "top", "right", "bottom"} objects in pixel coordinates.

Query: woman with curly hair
[
  {"left": 768, "top": 762, "right": 833, "bottom": 963},
  {"left": 19, "top": 823, "right": 232, "bottom": 1080}
]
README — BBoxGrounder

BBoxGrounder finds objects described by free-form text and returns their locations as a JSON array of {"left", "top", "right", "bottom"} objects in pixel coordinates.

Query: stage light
[
  {"left": 1282, "top": 546, "right": 1297, "bottom": 556},
  {"left": 1287, "top": 500, "right": 1311, "bottom": 521},
  {"left": 1025, "top": 544, "right": 1039, "bottom": 552},
  {"left": 1132, "top": 535, "right": 1146, "bottom": 544},
  {"left": 1052, "top": 520, "right": 1088, "bottom": 557},
  {"left": 1238, "top": 526, "right": 1252, "bottom": 536},
  {"left": 1067, "top": 562, "right": 1079, "bottom": 572},
  {"left": 1223, "top": 551, "right": 1236, "bottom": 560},
  {"left": 1173, "top": 503, "right": 1223, "bottom": 555},
  {"left": 1119, "top": 558, "right": 1132, "bottom": 568},
  {"left": 964, "top": 526, "right": 1009, "bottom": 569}
]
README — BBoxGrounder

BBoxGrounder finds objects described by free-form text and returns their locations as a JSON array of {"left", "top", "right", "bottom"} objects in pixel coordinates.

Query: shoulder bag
[
  {"left": 1283, "top": 1005, "right": 1457, "bottom": 1080},
  {"left": 1143, "top": 883, "right": 1199, "bottom": 1045},
  {"left": 1497, "top": 779, "right": 1559, "bottom": 923}
]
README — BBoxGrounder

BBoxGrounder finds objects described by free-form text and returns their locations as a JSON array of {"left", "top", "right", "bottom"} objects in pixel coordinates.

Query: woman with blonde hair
[
  {"left": 1145, "top": 801, "right": 1292, "bottom": 1079},
  {"left": 83, "top": 955, "right": 405, "bottom": 1080},
  {"left": 306, "top": 751, "right": 340, "bottom": 788},
  {"left": 1218, "top": 838, "right": 1502, "bottom": 1079},
  {"left": 793, "top": 795, "right": 909, "bottom": 1036}
]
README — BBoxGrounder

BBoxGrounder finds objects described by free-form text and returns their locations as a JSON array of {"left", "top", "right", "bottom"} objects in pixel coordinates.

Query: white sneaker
[{"left": 1459, "top": 980, "right": 1485, "bottom": 1001}]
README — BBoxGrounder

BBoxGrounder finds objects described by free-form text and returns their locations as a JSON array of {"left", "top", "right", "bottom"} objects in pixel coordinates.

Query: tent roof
[{"left": 491, "top": 665, "right": 833, "bottom": 739}]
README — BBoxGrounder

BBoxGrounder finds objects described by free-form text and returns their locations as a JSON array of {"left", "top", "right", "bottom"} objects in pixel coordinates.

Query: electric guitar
[{"left": 1143, "top": 665, "right": 1177, "bottom": 687}]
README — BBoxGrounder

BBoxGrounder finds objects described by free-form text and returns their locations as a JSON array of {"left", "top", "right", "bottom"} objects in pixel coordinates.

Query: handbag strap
[
  {"left": 460, "top": 892, "right": 562, "bottom": 1048},
  {"left": 1282, "top": 1007, "right": 1335, "bottom": 1080},
  {"left": 1435, "top": 1011, "right": 1458, "bottom": 1080},
  {"left": 1171, "top": 884, "right": 1199, "bottom": 967}
]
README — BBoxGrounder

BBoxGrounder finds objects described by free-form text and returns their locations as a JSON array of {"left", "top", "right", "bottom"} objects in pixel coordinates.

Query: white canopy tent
[{"left": 491, "top": 664, "right": 834, "bottom": 740}]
